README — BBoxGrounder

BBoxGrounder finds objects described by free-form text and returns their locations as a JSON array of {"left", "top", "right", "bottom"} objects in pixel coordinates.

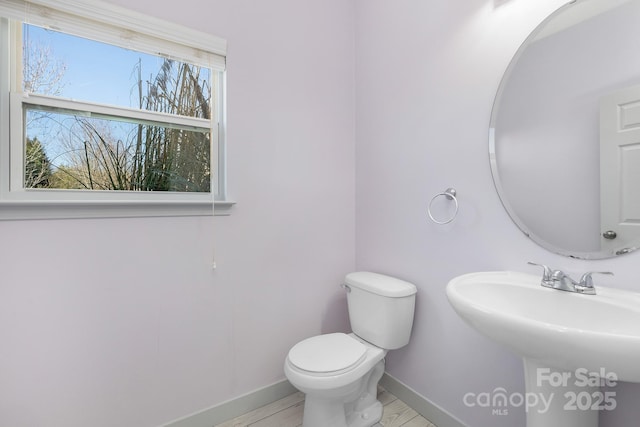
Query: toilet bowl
[
  {"left": 285, "top": 333, "right": 386, "bottom": 427},
  {"left": 284, "top": 272, "right": 417, "bottom": 427}
]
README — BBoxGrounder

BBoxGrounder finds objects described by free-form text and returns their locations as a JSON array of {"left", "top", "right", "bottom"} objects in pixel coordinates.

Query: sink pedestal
[
  {"left": 524, "top": 359, "right": 599, "bottom": 427},
  {"left": 447, "top": 271, "right": 640, "bottom": 426}
]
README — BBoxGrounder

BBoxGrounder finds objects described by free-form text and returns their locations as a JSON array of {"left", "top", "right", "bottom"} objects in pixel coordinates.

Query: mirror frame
[{"left": 488, "top": 0, "right": 631, "bottom": 260}]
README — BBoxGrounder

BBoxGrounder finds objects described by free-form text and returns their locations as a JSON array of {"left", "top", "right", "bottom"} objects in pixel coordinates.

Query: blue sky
[
  {"left": 23, "top": 24, "right": 168, "bottom": 163},
  {"left": 24, "top": 24, "right": 166, "bottom": 108},
  {"left": 23, "top": 24, "right": 212, "bottom": 170}
]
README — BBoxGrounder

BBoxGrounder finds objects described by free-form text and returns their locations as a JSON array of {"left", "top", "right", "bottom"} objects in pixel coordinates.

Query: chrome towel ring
[{"left": 427, "top": 187, "right": 458, "bottom": 224}]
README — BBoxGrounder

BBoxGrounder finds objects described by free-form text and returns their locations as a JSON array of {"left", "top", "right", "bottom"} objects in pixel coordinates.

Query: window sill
[{"left": 0, "top": 199, "right": 236, "bottom": 220}]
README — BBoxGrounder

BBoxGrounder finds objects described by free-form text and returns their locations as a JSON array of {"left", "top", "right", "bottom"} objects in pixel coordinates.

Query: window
[{"left": 0, "top": 0, "right": 230, "bottom": 219}]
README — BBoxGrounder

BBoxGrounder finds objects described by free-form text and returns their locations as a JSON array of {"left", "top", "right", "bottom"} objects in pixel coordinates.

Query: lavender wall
[
  {"left": 0, "top": 1, "right": 355, "bottom": 426},
  {"left": 354, "top": 1, "right": 640, "bottom": 426},
  {"left": 4, "top": 1, "right": 640, "bottom": 427}
]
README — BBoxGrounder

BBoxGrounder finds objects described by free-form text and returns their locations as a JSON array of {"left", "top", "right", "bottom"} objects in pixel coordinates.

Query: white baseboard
[
  {"left": 380, "top": 373, "right": 468, "bottom": 427},
  {"left": 162, "top": 373, "right": 466, "bottom": 427},
  {"left": 161, "top": 379, "right": 297, "bottom": 427}
]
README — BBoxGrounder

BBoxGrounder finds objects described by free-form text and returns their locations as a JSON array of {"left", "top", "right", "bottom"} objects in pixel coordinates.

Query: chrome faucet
[{"left": 527, "top": 262, "right": 613, "bottom": 295}]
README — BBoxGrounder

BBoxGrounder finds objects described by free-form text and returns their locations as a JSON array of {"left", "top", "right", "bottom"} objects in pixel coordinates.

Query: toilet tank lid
[{"left": 344, "top": 272, "right": 417, "bottom": 297}]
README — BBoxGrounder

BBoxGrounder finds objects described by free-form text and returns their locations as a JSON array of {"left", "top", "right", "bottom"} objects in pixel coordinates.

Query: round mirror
[{"left": 490, "top": 0, "right": 640, "bottom": 259}]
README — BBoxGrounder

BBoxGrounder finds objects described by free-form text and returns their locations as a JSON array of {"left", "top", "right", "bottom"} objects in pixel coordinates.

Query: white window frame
[{"left": 0, "top": 0, "right": 232, "bottom": 220}]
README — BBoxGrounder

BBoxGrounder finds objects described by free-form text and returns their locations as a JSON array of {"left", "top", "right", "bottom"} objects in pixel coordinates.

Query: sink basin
[
  {"left": 447, "top": 271, "right": 640, "bottom": 382},
  {"left": 447, "top": 271, "right": 640, "bottom": 427}
]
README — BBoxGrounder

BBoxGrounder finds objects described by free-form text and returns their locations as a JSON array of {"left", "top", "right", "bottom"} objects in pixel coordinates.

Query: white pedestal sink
[{"left": 446, "top": 271, "right": 640, "bottom": 427}]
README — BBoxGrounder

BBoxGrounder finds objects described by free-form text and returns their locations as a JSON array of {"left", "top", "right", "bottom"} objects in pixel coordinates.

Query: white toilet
[{"left": 284, "top": 271, "right": 417, "bottom": 427}]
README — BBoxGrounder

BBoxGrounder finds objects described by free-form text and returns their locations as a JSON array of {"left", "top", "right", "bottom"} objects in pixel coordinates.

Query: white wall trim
[
  {"left": 0, "top": 0, "right": 227, "bottom": 68},
  {"left": 161, "top": 380, "right": 297, "bottom": 427},
  {"left": 380, "top": 373, "right": 469, "bottom": 427},
  {"left": 161, "top": 373, "right": 467, "bottom": 427},
  {"left": 0, "top": 200, "right": 235, "bottom": 220}
]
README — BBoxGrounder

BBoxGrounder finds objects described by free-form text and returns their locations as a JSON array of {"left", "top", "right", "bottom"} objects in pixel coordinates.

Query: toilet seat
[
  {"left": 284, "top": 332, "right": 387, "bottom": 391},
  {"left": 288, "top": 333, "right": 367, "bottom": 375}
]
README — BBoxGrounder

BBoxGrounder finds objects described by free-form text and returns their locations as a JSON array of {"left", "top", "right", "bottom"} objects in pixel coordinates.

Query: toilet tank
[{"left": 344, "top": 272, "right": 417, "bottom": 350}]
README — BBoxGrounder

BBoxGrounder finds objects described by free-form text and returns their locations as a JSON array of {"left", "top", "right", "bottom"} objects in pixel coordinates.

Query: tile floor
[{"left": 215, "top": 387, "right": 437, "bottom": 427}]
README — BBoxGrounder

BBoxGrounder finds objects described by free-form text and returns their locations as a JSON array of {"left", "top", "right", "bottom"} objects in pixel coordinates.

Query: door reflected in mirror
[{"left": 490, "top": 0, "right": 640, "bottom": 259}]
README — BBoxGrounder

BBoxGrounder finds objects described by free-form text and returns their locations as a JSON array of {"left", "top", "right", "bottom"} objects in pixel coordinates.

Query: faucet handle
[
  {"left": 527, "top": 262, "right": 554, "bottom": 282},
  {"left": 579, "top": 271, "right": 614, "bottom": 288}
]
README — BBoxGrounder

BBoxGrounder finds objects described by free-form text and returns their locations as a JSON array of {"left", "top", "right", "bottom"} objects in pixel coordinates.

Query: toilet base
[{"left": 301, "top": 359, "right": 385, "bottom": 427}]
